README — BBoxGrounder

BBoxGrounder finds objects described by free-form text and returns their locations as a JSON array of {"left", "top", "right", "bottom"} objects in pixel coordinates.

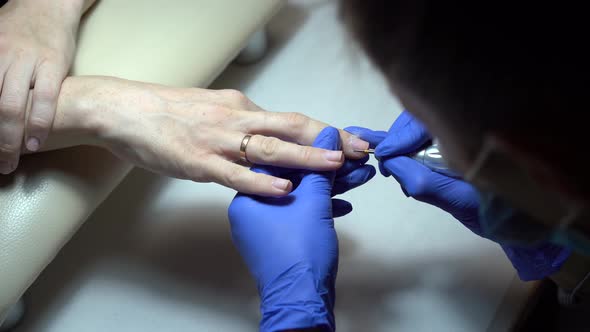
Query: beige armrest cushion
[{"left": 0, "top": 0, "right": 283, "bottom": 316}]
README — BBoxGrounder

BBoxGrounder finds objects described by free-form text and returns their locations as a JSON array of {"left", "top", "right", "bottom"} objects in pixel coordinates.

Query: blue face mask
[
  {"left": 478, "top": 189, "right": 590, "bottom": 255},
  {"left": 463, "top": 136, "right": 590, "bottom": 254}
]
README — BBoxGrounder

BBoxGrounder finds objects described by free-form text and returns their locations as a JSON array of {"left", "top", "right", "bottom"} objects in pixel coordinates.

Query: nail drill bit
[
  {"left": 354, "top": 142, "right": 461, "bottom": 178},
  {"left": 353, "top": 149, "right": 375, "bottom": 154}
]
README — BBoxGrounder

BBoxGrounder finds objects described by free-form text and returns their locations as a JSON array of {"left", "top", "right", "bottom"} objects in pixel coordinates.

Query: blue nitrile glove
[
  {"left": 345, "top": 111, "right": 571, "bottom": 281},
  {"left": 228, "top": 127, "right": 375, "bottom": 332},
  {"left": 346, "top": 111, "right": 481, "bottom": 232}
]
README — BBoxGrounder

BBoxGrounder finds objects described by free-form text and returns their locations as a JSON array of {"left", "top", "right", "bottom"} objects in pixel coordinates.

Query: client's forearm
[{"left": 33, "top": 76, "right": 98, "bottom": 152}]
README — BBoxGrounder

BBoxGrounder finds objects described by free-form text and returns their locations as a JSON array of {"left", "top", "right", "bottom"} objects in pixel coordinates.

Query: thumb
[
  {"left": 382, "top": 156, "right": 480, "bottom": 224},
  {"left": 297, "top": 127, "right": 340, "bottom": 193},
  {"left": 375, "top": 111, "right": 432, "bottom": 158},
  {"left": 314, "top": 126, "right": 341, "bottom": 151}
]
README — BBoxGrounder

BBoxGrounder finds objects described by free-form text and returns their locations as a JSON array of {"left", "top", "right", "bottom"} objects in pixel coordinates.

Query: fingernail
[
  {"left": 272, "top": 179, "right": 292, "bottom": 191},
  {"left": 350, "top": 137, "right": 369, "bottom": 151},
  {"left": 324, "top": 150, "right": 344, "bottom": 162},
  {"left": 26, "top": 137, "right": 40, "bottom": 152}
]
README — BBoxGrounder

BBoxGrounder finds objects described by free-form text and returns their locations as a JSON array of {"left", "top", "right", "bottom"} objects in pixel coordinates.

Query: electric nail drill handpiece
[
  {"left": 408, "top": 140, "right": 461, "bottom": 178},
  {"left": 354, "top": 140, "right": 462, "bottom": 179}
]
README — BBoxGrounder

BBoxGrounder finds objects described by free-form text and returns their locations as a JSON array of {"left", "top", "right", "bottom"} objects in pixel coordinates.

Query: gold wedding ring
[{"left": 239, "top": 134, "right": 253, "bottom": 163}]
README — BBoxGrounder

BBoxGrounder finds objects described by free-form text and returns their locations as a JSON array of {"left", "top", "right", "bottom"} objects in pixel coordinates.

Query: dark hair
[
  {"left": 340, "top": 0, "right": 586, "bottom": 197},
  {"left": 343, "top": 1, "right": 582, "bottom": 126}
]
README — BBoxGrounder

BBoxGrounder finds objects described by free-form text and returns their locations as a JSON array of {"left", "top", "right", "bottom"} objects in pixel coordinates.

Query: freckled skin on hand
[{"left": 28, "top": 76, "right": 367, "bottom": 196}]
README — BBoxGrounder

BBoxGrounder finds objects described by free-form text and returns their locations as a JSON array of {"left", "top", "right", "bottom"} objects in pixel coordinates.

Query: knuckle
[
  {"left": 34, "top": 85, "right": 59, "bottom": 105},
  {"left": 0, "top": 98, "right": 25, "bottom": 120},
  {"left": 28, "top": 116, "right": 52, "bottom": 130},
  {"left": 47, "top": 49, "right": 66, "bottom": 64},
  {"left": 224, "top": 166, "right": 243, "bottom": 187},
  {"left": 299, "top": 146, "right": 314, "bottom": 163},
  {"left": 259, "top": 137, "right": 280, "bottom": 159},
  {"left": 0, "top": 142, "right": 19, "bottom": 156},
  {"left": 285, "top": 112, "right": 309, "bottom": 133},
  {"left": 37, "top": 48, "right": 63, "bottom": 64},
  {"left": 208, "top": 104, "right": 231, "bottom": 117},
  {"left": 0, "top": 33, "right": 11, "bottom": 53},
  {"left": 207, "top": 105, "right": 236, "bottom": 127},
  {"left": 184, "top": 157, "right": 209, "bottom": 182},
  {"left": 12, "top": 47, "right": 33, "bottom": 61},
  {"left": 185, "top": 167, "right": 206, "bottom": 183},
  {"left": 249, "top": 175, "right": 267, "bottom": 193},
  {"left": 221, "top": 89, "right": 249, "bottom": 106},
  {"left": 222, "top": 107, "right": 236, "bottom": 119}
]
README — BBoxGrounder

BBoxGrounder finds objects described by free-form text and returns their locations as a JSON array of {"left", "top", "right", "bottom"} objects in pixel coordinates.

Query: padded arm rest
[{"left": 0, "top": 0, "right": 283, "bottom": 320}]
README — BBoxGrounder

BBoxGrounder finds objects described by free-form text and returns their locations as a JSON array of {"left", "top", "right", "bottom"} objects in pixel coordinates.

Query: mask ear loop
[
  {"left": 464, "top": 136, "right": 498, "bottom": 183},
  {"left": 558, "top": 269, "right": 590, "bottom": 307},
  {"left": 558, "top": 204, "right": 584, "bottom": 228},
  {"left": 555, "top": 206, "right": 588, "bottom": 306}
]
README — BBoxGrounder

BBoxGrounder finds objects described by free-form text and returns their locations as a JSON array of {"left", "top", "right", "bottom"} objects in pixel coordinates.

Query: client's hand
[
  {"left": 72, "top": 77, "right": 369, "bottom": 196},
  {"left": 0, "top": 0, "right": 86, "bottom": 173}
]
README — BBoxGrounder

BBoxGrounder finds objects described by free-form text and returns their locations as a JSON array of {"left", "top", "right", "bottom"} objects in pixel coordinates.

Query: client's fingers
[
  {"left": 221, "top": 131, "right": 345, "bottom": 171},
  {"left": 247, "top": 134, "right": 345, "bottom": 170},
  {"left": 205, "top": 158, "right": 293, "bottom": 196},
  {"left": 0, "top": 61, "right": 34, "bottom": 174},
  {"left": 26, "top": 63, "right": 65, "bottom": 152},
  {"left": 243, "top": 111, "right": 369, "bottom": 159}
]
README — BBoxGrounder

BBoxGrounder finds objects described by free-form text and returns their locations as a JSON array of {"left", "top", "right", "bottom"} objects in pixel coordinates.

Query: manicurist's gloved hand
[
  {"left": 346, "top": 111, "right": 481, "bottom": 231},
  {"left": 228, "top": 127, "right": 375, "bottom": 332},
  {"left": 345, "top": 111, "right": 571, "bottom": 281}
]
